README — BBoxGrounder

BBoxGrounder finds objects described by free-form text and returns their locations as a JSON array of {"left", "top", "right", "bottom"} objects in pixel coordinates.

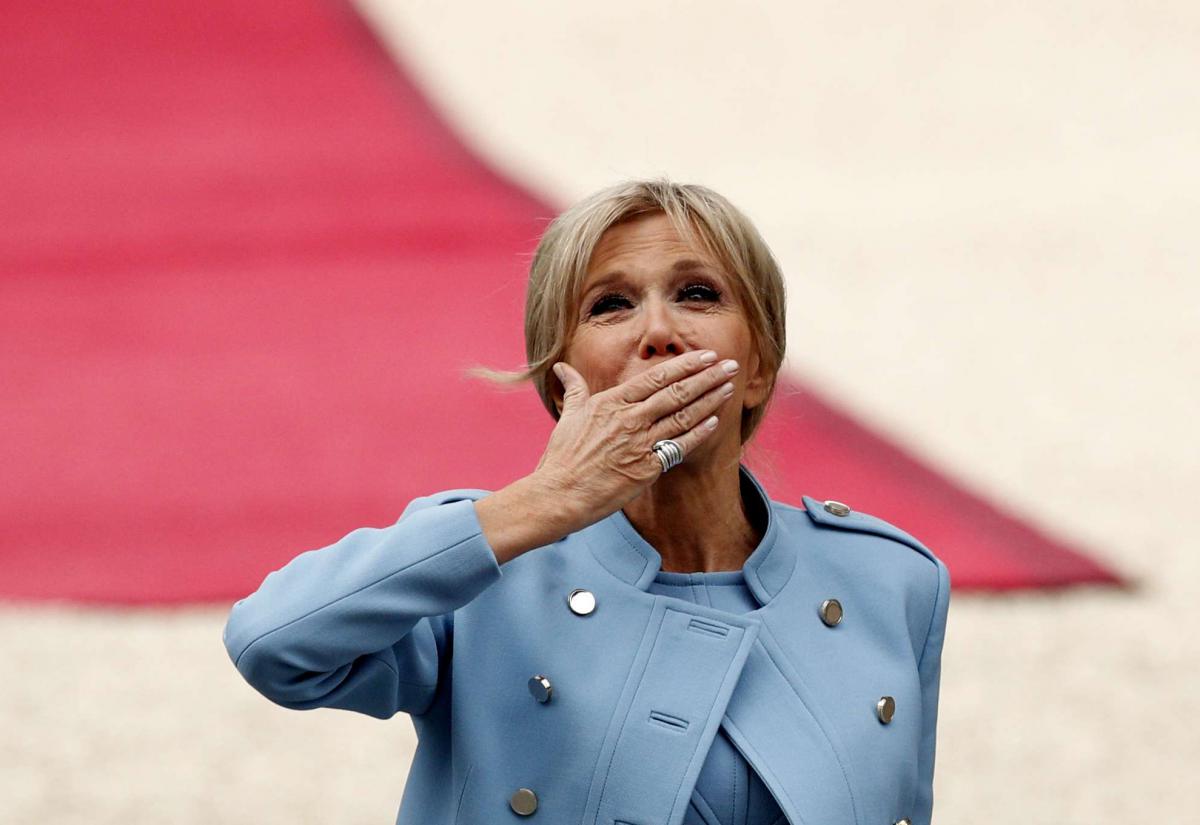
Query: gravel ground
[{"left": 4, "top": 1, "right": 1197, "bottom": 822}]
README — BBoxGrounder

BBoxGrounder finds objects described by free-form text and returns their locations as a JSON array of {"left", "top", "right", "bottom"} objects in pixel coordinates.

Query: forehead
[{"left": 585, "top": 213, "right": 718, "bottom": 281}]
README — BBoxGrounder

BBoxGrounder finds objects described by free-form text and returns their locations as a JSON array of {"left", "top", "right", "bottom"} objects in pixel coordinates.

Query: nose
[{"left": 637, "top": 295, "right": 684, "bottom": 359}]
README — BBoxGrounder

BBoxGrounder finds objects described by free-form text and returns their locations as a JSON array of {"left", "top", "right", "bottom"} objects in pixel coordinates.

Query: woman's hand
[
  {"left": 534, "top": 349, "right": 739, "bottom": 529},
  {"left": 474, "top": 350, "right": 737, "bottom": 564}
]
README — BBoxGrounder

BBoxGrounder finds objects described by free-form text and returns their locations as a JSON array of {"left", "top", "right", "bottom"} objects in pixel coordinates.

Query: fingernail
[
  {"left": 699, "top": 350, "right": 718, "bottom": 364},
  {"left": 722, "top": 359, "right": 739, "bottom": 375},
  {"left": 704, "top": 415, "right": 719, "bottom": 429}
]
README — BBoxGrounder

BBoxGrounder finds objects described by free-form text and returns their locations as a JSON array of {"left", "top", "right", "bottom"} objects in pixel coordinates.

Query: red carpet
[{"left": 0, "top": 0, "right": 1123, "bottom": 604}]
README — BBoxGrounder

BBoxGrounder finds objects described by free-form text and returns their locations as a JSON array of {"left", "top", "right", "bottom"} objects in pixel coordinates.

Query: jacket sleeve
[
  {"left": 913, "top": 554, "right": 952, "bottom": 825},
  {"left": 221, "top": 490, "right": 503, "bottom": 720}
]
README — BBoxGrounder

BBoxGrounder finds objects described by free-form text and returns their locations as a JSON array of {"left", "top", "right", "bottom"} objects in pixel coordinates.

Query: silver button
[
  {"left": 567, "top": 588, "right": 596, "bottom": 615},
  {"left": 823, "top": 500, "right": 851, "bottom": 517},
  {"left": 819, "top": 598, "right": 843, "bottom": 627},
  {"left": 894, "top": 819, "right": 912, "bottom": 825},
  {"left": 509, "top": 787, "right": 538, "bottom": 815},
  {"left": 876, "top": 695, "right": 896, "bottom": 724},
  {"left": 528, "top": 674, "right": 553, "bottom": 703}
]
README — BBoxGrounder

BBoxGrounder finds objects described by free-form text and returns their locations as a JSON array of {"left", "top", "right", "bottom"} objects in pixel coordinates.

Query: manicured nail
[
  {"left": 703, "top": 415, "right": 719, "bottom": 429},
  {"left": 721, "top": 381, "right": 735, "bottom": 396},
  {"left": 721, "top": 359, "right": 739, "bottom": 375},
  {"left": 699, "top": 350, "right": 718, "bottom": 364}
]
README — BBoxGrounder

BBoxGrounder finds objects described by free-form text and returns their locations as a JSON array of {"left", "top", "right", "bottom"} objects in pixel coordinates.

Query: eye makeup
[{"left": 586, "top": 281, "right": 723, "bottom": 317}]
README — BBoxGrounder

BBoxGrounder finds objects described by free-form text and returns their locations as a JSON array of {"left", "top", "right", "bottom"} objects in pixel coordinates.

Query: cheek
[
  {"left": 566, "top": 342, "right": 621, "bottom": 390},
  {"left": 706, "top": 321, "right": 752, "bottom": 360}
]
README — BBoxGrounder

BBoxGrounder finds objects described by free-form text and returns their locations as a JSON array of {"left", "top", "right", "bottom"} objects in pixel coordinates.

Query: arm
[
  {"left": 220, "top": 348, "right": 727, "bottom": 721},
  {"left": 222, "top": 490, "right": 502, "bottom": 720},
  {"left": 913, "top": 555, "right": 952, "bottom": 825}
]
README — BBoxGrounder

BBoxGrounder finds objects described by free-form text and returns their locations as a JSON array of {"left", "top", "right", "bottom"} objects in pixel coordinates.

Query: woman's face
[{"left": 556, "top": 212, "right": 770, "bottom": 451}]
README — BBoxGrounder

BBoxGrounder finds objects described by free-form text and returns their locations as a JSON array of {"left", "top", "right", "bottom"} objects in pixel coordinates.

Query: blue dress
[{"left": 647, "top": 569, "right": 788, "bottom": 825}]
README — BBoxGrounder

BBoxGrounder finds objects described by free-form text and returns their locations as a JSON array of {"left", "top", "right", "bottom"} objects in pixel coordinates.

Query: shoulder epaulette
[{"left": 800, "top": 495, "right": 939, "bottom": 565}]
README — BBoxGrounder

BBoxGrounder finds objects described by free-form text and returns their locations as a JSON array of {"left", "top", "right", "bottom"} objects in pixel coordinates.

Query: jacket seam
[{"left": 232, "top": 530, "right": 479, "bottom": 669}]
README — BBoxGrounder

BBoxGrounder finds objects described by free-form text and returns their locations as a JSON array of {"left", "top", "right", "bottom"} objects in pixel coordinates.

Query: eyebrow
[{"left": 580, "top": 259, "right": 718, "bottom": 302}]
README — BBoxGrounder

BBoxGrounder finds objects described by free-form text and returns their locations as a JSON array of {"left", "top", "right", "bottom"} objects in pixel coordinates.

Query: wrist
[
  {"left": 475, "top": 471, "right": 584, "bottom": 566},
  {"left": 523, "top": 468, "right": 587, "bottom": 539}
]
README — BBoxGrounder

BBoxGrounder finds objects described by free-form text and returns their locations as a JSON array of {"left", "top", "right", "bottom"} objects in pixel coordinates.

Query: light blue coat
[{"left": 223, "top": 465, "right": 951, "bottom": 825}]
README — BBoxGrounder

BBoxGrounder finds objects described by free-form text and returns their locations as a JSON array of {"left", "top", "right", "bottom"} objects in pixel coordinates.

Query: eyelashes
[{"left": 588, "top": 283, "right": 722, "bottom": 316}]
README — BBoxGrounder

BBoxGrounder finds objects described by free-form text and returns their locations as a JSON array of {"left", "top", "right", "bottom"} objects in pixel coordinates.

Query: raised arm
[{"left": 222, "top": 349, "right": 738, "bottom": 720}]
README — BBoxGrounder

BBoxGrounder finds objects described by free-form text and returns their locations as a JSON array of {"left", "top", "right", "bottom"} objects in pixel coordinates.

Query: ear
[{"left": 742, "top": 346, "right": 773, "bottom": 412}]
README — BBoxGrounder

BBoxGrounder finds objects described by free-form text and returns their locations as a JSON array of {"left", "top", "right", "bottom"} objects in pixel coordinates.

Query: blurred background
[{"left": 2, "top": 0, "right": 1197, "bottom": 822}]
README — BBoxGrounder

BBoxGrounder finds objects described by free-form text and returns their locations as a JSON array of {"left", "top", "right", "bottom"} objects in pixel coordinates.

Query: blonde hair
[{"left": 465, "top": 177, "right": 787, "bottom": 445}]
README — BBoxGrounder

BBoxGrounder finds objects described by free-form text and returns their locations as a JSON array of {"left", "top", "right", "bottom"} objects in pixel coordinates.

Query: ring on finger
[{"left": 651, "top": 439, "right": 684, "bottom": 473}]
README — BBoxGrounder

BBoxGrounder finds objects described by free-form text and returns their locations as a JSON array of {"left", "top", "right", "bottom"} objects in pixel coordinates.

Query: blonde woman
[{"left": 224, "top": 179, "right": 951, "bottom": 825}]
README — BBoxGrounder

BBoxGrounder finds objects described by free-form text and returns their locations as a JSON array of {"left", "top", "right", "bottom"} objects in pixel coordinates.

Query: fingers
[
  {"left": 648, "top": 407, "right": 721, "bottom": 474},
  {"left": 614, "top": 350, "right": 720, "bottom": 404},
  {"left": 639, "top": 357, "right": 738, "bottom": 425},
  {"left": 646, "top": 370, "right": 733, "bottom": 446},
  {"left": 553, "top": 361, "right": 590, "bottom": 414}
]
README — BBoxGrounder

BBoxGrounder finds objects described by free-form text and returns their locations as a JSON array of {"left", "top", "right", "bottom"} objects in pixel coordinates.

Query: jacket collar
[{"left": 583, "top": 463, "right": 799, "bottom": 608}]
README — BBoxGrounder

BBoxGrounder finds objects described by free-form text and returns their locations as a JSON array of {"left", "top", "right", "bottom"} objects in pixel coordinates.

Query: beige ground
[{"left": 4, "top": 1, "right": 1198, "bottom": 822}]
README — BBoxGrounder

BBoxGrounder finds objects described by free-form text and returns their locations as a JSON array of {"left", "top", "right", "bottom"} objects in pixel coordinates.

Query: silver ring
[{"left": 651, "top": 439, "right": 684, "bottom": 473}]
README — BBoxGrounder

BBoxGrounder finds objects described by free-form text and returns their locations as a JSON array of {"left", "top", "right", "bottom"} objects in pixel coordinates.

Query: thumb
[{"left": 553, "top": 362, "right": 589, "bottom": 412}]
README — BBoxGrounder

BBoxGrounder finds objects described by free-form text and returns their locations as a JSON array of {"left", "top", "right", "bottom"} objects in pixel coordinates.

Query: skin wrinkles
[{"left": 552, "top": 212, "right": 772, "bottom": 574}]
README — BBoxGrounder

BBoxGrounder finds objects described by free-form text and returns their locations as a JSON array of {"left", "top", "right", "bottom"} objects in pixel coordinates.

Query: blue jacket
[{"left": 223, "top": 464, "right": 951, "bottom": 825}]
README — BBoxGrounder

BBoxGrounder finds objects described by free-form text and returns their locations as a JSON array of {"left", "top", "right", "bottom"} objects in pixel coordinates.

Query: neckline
[
  {"left": 582, "top": 463, "right": 799, "bottom": 611},
  {"left": 653, "top": 568, "right": 748, "bottom": 585}
]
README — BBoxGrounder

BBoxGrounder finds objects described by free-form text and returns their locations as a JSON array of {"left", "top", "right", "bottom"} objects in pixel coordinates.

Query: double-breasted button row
[
  {"left": 537, "top": 581, "right": 895, "bottom": 815},
  {"left": 523, "top": 665, "right": 552, "bottom": 824},
  {"left": 507, "top": 590, "right": 600, "bottom": 812},
  {"left": 517, "top": 677, "right": 551, "bottom": 810},
  {"left": 822, "top": 500, "right": 898, "bottom": 730}
]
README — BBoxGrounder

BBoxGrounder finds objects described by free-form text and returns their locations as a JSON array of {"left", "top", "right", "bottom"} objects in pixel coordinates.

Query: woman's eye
[
  {"left": 590, "top": 294, "right": 631, "bottom": 315},
  {"left": 681, "top": 284, "right": 720, "bottom": 301},
  {"left": 588, "top": 284, "right": 718, "bottom": 316}
]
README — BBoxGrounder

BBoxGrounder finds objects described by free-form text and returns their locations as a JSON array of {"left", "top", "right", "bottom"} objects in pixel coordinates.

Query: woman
[{"left": 223, "top": 179, "right": 951, "bottom": 825}]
